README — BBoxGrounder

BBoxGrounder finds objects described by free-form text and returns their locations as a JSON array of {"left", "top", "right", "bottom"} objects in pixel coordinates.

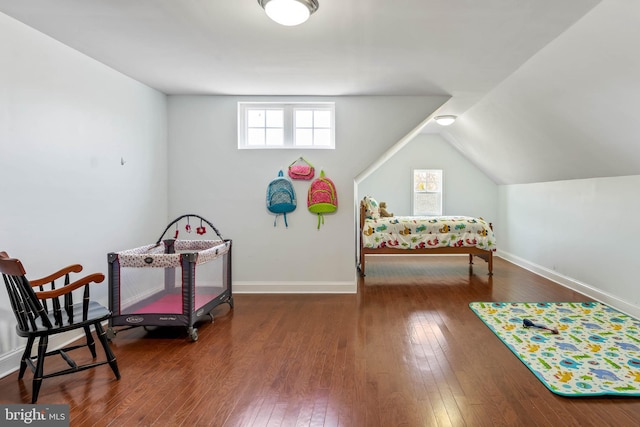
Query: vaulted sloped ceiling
[{"left": 443, "top": 0, "right": 640, "bottom": 184}]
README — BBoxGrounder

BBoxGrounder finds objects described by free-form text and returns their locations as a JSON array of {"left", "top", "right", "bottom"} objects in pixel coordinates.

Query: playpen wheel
[
  {"left": 188, "top": 327, "right": 199, "bottom": 342},
  {"left": 106, "top": 327, "right": 117, "bottom": 340},
  {"left": 227, "top": 296, "right": 234, "bottom": 308}
]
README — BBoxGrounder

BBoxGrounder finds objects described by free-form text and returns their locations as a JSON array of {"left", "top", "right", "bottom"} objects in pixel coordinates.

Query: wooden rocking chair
[{"left": 0, "top": 251, "right": 120, "bottom": 403}]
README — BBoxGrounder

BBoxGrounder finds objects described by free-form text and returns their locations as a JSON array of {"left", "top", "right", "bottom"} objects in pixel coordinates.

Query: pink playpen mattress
[{"left": 132, "top": 292, "right": 221, "bottom": 314}]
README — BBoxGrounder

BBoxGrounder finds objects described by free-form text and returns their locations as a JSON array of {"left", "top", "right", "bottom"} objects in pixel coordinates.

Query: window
[
  {"left": 412, "top": 169, "right": 443, "bottom": 216},
  {"left": 238, "top": 102, "right": 335, "bottom": 149}
]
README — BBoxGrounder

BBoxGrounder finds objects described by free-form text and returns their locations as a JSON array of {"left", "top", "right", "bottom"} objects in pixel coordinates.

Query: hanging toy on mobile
[
  {"left": 196, "top": 218, "right": 207, "bottom": 235},
  {"left": 523, "top": 318, "right": 559, "bottom": 334}
]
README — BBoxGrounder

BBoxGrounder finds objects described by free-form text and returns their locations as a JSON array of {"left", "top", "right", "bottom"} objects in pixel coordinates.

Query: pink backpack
[{"left": 307, "top": 170, "right": 337, "bottom": 229}]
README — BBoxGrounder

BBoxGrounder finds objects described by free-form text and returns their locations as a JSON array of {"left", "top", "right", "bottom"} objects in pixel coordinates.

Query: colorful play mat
[{"left": 469, "top": 302, "right": 640, "bottom": 397}]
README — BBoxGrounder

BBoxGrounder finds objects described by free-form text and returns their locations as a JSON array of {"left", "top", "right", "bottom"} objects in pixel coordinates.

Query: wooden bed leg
[
  {"left": 469, "top": 254, "right": 473, "bottom": 265},
  {"left": 488, "top": 252, "right": 493, "bottom": 276}
]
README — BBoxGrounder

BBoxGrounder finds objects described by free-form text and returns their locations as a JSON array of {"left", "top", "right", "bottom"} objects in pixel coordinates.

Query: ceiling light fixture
[
  {"left": 434, "top": 115, "right": 457, "bottom": 126},
  {"left": 258, "top": 0, "right": 319, "bottom": 27}
]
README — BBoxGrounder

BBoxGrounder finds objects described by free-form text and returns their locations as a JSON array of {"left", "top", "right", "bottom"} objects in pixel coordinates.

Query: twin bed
[{"left": 358, "top": 196, "right": 496, "bottom": 276}]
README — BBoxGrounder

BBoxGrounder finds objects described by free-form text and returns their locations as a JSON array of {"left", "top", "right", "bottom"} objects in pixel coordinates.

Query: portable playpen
[{"left": 107, "top": 214, "right": 232, "bottom": 341}]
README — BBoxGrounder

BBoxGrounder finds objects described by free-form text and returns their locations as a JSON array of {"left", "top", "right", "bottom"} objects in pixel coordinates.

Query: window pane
[
  {"left": 295, "top": 129, "right": 313, "bottom": 146},
  {"left": 266, "top": 110, "right": 283, "bottom": 128},
  {"left": 314, "top": 110, "right": 331, "bottom": 128},
  {"left": 296, "top": 110, "right": 313, "bottom": 128},
  {"left": 314, "top": 129, "right": 331, "bottom": 146},
  {"left": 247, "top": 128, "right": 265, "bottom": 146},
  {"left": 247, "top": 109, "right": 265, "bottom": 127},
  {"left": 266, "top": 129, "right": 284, "bottom": 146},
  {"left": 426, "top": 170, "right": 442, "bottom": 192}
]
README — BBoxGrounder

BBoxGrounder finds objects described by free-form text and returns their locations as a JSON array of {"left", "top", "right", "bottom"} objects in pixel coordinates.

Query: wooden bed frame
[{"left": 358, "top": 200, "right": 493, "bottom": 276}]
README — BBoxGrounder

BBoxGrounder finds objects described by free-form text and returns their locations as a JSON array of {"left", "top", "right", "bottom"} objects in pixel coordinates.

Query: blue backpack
[{"left": 267, "top": 170, "right": 296, "bottom": 227}]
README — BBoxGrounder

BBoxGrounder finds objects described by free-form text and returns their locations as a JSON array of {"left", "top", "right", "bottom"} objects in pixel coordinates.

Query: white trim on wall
[
  {"left": 233, "top": 280, "right": 356, "bottom": 294},
  {"left": 499, "top": 250, "right": 640, "bottom": 319}
]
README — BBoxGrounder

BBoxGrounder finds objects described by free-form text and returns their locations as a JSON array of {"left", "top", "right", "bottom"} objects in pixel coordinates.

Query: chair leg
[
  {"left": 19, "top": 336, "right": 35, "bottom": 379},
  {"left": 84, "top": 325, "right": 97, "bottom": 358},
  {"left": 94, "top": 322, "right": 120, "bottom": 380},
  {"left": 32, "top": 336, "right": 48, "bottom": 403}
]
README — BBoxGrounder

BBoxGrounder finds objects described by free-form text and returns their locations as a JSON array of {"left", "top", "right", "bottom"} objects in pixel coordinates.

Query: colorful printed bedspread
[{"left": 362, "top": 216, "right": 496, "bottom": 251}]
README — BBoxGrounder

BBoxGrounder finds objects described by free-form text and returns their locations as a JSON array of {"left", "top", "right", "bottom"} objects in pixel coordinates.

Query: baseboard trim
[
  {"left": 233, "top": 280, "right": 357, "bottom": 294},
  {"left": 498, "top": 251, "right": 640, "bottom": 318},
  {"left": 0, "top": 348, "right": 23, "bottom": 380}
]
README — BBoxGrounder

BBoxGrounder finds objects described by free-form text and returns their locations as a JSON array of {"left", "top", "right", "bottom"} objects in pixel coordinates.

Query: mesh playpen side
[{"left": 107, "top": 238, "right": 232, "bottom": 341}]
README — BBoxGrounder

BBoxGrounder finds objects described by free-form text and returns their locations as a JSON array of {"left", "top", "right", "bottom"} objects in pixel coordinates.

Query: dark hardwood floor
[{"left": 1, "top": 255, "right": 639, "bottom": 426}]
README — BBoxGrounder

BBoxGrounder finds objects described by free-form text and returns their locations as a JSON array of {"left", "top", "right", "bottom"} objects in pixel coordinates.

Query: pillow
[{"left": 363, "top": 196, "right": 380, "bottom": 220}]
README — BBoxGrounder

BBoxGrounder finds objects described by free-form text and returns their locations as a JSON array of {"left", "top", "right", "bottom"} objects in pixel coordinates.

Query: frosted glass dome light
[
  {"left": 259, "top": 0, "right": 319, "bottom": 27},
  {"left": 434, "top": 115, "right": 457, "bottom": 126}
]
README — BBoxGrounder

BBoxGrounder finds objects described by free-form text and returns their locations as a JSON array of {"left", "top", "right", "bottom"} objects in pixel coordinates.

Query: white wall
[
  {"left": 167, "top": 95, "right": 447, "bottom": 292},
  {"left": 358, "top": 133, "right": 498, "bottom": 222},
  {"left": 0, "top": 13, "right": 168, "bottom": 376},
  {"left": 498, "top": 175, "right": 640, "bottom": 317}
]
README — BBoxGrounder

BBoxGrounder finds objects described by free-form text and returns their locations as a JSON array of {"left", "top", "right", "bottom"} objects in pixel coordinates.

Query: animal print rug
[{"left": 469, "top": 302, "right": 640, "bottom": 396}]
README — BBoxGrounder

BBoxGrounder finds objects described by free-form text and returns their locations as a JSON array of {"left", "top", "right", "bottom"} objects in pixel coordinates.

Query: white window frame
[
  {"left": 412, "top": 169, "right": 443, "bottom": 216},
  {"left": 238, "top": 102, "right": 335, "bottom": 149}
]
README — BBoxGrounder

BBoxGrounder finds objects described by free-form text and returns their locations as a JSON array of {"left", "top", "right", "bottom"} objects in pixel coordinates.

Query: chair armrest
[
  {"left": 30, "top": 264, "right": 84, "bottom": 287},
  {"left": 35, "top": 273, "right": 105, "bottom": 299}
]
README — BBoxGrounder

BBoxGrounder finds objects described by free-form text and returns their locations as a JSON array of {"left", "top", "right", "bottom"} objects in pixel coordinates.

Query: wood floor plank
[{"left": 1, "top": 256, "right": 640, "bottom": 426}]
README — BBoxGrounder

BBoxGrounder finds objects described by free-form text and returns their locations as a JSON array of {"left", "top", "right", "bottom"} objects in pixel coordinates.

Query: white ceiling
[
  {"left": 9, "top": 0, "right": 635, "bottom": 185},
  {"left": 0, "top": 1, "right": 598, "bottom": 99}
]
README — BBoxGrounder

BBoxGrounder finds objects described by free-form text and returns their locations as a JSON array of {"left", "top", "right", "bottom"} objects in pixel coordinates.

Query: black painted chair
[{"left": 0, "top": 251, "right": 120, "bottom": 403}]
